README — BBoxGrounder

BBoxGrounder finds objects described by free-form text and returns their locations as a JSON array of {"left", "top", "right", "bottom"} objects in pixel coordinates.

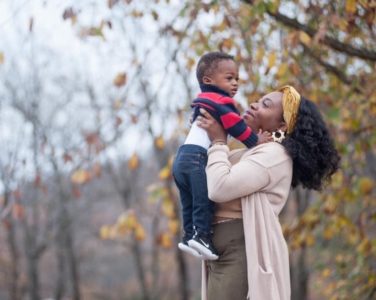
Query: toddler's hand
[{"left": 257, "top": 129, "right": 272, "bottom": 145}]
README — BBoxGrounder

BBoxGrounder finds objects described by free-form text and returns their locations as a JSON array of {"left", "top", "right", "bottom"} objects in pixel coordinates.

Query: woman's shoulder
[{"left": 241, "top": 142, "right": 292, "bottom": 169}]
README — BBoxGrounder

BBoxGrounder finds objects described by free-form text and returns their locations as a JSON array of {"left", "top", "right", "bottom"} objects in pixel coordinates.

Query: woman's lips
[{"left": 244, "top": 110, "right": 255, "bottom": 118}]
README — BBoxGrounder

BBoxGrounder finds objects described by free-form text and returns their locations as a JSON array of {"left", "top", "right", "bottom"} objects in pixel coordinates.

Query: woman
[{"left": 196, "top": 86, "right": 340, "bottom": 300}]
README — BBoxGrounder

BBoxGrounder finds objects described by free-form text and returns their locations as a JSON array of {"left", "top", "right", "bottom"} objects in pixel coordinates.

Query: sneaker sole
[
  {"left": 188, "top": 240, "right": 218, "bottom": 260},
  {"left": 178, "top": 242, "right": 203, "bottom": 259}
]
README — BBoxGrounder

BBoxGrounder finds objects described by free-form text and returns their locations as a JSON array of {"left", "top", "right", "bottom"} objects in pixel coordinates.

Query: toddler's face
[{"left": 206, "top": 60, "right": 239, "bottom": 97}]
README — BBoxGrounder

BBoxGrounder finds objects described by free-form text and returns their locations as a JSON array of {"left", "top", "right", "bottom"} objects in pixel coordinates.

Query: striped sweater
[{"left": 192, "top": 84, "right": 258, "bottom": 148}]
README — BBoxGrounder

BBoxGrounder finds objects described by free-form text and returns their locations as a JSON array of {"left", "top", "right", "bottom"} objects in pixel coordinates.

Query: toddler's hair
[{"left": 196, "top": 52, "right": 234, "bottom": 84}]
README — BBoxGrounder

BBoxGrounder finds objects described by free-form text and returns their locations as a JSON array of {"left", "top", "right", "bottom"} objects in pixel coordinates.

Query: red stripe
[
  {"left": 198, "top": 92, "right": 234, "bottom": 105},
  {"left": 193, "top": 103, "right": 215, "bottom": 111},
  {"left": 220, "top": 112, "right": 242, "bottom": 129},
  {"left": 236, "top": 127, "right": 251, "bottom": 141}
]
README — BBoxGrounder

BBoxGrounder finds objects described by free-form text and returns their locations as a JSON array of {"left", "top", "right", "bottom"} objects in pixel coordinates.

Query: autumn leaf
[
  {"left": 151, "top": 10, "right": 159, "bottom": 21},
  {"left": 130, "top": 114, "right": 138, "bottom": 124},
  {"left": 115, "top": 116, "right": 123, "bottom": 127},
  {"left": 71, "top": 169, "right": 91, "bottom": 184},
  {"left": 157, "top": 232, "right": 173, "bottom": 249},
  {"left": 134, "top": 224, "right": 146, "bottom": 241},
  {"left": 63, "top": 152, "right": 73, "bottom": 163},
  {"left": 358, "top": 177, "right": 373, "bottom": 195},
  {"left": 128, "top": 153, "right": 139, "bottom": 170},
  {"left": 168, "top": 219, "right": 180, "bottom": 235},
  {"left": 267, "top": 52, "right": 277, "bottom": 69},
  {"left": 62, "top": 7, "right": 77, "bottom": 24},
  {"left": 154, "top": 136, "right": 165, "bottom": 150},
  {"left": 100, "top": 225, "right": 111, "bottom": 239},
  {"left": 12, "top": 203, "right": 25, "bottom": 220},
  {"left": 162, "top": 199, "right": 175, "bottom": 218},
  {"left": 345, "top": 0, "right": 357, "bottom": 14},
  {"left": 299, "top": 31, "right": 311, "bottom": 45},
  {"left": 159, "top": 166, "right": 170, "bottom": 180},
  {"left": 0, "top": 52, "right": 4, "bottom": 64},
  {"left": 276, "top": 63, "right": 288, "bottom": 78},
  {"left": 113, "top": 72, "right": 127, "bottom": 87},
  {"left": 321, "top": 268, "right": 331, "bottom": 278}
]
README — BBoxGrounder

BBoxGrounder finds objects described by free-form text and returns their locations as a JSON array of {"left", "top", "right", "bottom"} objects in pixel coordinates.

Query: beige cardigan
[{"left": 202, "top": 143, "right": 292, "bottom": 300}]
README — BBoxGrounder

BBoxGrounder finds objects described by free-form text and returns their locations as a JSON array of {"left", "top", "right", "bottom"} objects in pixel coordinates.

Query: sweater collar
[{"left": 199, "top": 83, "right": 231, "bottom": 97}]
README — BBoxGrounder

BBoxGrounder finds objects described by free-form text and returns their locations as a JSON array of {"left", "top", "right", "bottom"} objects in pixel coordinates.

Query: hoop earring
[{"left": 272, "top": 130, "right": 286, "bottom": 143}]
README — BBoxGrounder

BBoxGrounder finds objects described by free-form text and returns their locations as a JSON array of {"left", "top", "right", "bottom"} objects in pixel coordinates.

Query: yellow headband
[{"left": 278, "top": 85, "right": 301, "bottom": 134}]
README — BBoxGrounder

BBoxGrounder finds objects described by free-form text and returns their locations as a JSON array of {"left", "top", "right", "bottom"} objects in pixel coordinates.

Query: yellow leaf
[
  {"left": 134, "top": 224, "right": 146, "bottom": 241},
  {"left": 321, "top": 268, "right": 331, "bottom": 278},
  {"left": 299, "top": 31, "right": 311, "bottom": 45},
  {"left": 109, "top": 225, "right": 117, "bottom": 239},
  {"left": 117, "top": 213, "right": 130, "bottom": 235},
  {"left": 125, "top": 211, "right": 138, "bottom": 230},
  {"left": 221, "top": 38, "right": 233, "bottom": 50},
  {"left": 186, "top": 57, "right": 196, "bottom": 70},
  {"left": 359, "top": 177, "right": 373, "bottom": 195},
  {"left": 267, "top": 52, "right": 276, "bottom": 69},
  {"left": 323, "top": 195, "right": 337, "bottom": 214},
  {"left": 305, "top": 233, "right": 315, "bottom": 247},
  {"left": 154, "top": 136, "right": 165, "bottom": 150},
  {"left": 100, "top": 225, "right": 111, "bottom": 239},
  {"left": 168, "top": 219, "right": 180, "bottom": 235},
  {"left": 113, "top": 72, "right": 127, "bottom": 87},
  {"left": 0, "top": 52, "right": 4, "bottom": 64},
  {"left": 159, "top": 166, "right": 170, "bottom": 180},
  {"left": 323, "top": 226, "right": 335, "bottom": 240},
  {"left": 345, "top": 0, "right": 357, "bottom": 14},
  {"left": 128, "top": 153, "right": 139, "bottom": 170},
  {"left": 158, "top": 232, "right": 173, "bottom": 249},
  {"left": 71, "top": 169, "right": 91, "bottom": 184},
  {"left": 255, "top": 47, "right": 264, "bottom": 63},
  {"left": 162, "top": 199, "right": 175, "bottom": 218},
  {"left": 357, "top": 238, "right": 371, "bottom": 254},
  {"left": 131, "top": 10, "right": 143, "bottom": 18},
  {"left": 276, "top": 63, "right": 288, "bottom": 78}
]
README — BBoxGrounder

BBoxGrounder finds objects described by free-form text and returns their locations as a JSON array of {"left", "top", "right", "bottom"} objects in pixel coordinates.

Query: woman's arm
[
  {"left": 197, "top": 108, "right": 270, "bottom": 202},
  {"left": 206, "top": 144, "right": 270, "bottom": 203}
]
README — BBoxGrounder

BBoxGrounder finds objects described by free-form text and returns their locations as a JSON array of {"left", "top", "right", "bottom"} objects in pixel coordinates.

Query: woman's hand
[{"left": 196, "top": 108, "right": 227, "bottom": 143}]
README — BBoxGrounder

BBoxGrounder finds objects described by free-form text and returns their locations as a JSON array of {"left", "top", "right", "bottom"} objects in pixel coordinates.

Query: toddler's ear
[{"left": 202, "top": 76, "right": 212, "bottom": 84}]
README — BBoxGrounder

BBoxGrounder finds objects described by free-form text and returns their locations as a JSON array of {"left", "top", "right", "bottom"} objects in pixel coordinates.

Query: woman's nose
[{"left": 250, "top": 102, "right": 258, "bottom": 110}]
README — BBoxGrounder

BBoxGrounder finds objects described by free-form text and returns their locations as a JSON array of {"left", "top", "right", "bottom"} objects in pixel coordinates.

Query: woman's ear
[{"left": 202, "top": 76, "right": 213, "bottom": 84}]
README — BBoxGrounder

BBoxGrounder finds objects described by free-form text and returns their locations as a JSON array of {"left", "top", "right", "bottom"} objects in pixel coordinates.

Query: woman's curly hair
[{"left": 282, "top": 97, "right": 340, "bottom": 190}]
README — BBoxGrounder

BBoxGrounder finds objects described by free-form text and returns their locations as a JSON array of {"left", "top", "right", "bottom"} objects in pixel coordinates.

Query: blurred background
[{"left": 0, "top": 0, "right": 375, "bottom": 299}]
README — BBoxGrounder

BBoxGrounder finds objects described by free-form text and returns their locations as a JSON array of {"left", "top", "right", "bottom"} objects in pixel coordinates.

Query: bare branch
[{"left": 242, "top": 0, "right": 376, "bottom": 61}]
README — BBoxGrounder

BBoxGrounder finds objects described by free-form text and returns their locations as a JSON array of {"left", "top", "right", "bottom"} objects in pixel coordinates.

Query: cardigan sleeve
[{"left": 206, "top": 144, "right": 270, "bottom": 203}]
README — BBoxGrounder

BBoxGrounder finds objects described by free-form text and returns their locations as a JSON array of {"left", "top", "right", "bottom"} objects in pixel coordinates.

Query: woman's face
[{"left": 243, "top": 91, "right": 285, "bottom": 132}]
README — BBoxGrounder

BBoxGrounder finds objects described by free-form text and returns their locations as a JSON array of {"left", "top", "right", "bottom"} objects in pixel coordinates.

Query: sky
[{"left": 0, "top": 0, "right": 194, "bottom": 193}]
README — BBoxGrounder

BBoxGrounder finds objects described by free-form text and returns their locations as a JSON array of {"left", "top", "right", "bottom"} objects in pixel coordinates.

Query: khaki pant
[{"left": 207, "top": 219, "right": 248, "bottom": 300}]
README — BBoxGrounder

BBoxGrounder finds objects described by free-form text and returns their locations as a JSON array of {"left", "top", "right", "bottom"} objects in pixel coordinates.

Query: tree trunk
[
  {"left": 65, "top": 222, "right": 81, "bottom": 300},
  {"left": 26, "top": 252, "right": 41, "bottom": 300},
  {"left": 175, "top": 236, "right": 189, "bottom": 300},
  {"left": 54, "top": 235, "right": 66, "bottom": 300},
  {"left": 6, "top": 218, "right": 20, "bottom": 300},
  {"left": 131, "top": 234, "right": 150, "bottom": 300},
  {"left": 290, "top": 188, "right": 311, "bottom": 300}
]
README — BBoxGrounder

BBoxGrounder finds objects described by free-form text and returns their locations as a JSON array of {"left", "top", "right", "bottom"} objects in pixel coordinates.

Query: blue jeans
[{"left": 172, "top": 144, "right": 214, "bottom": 239}]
